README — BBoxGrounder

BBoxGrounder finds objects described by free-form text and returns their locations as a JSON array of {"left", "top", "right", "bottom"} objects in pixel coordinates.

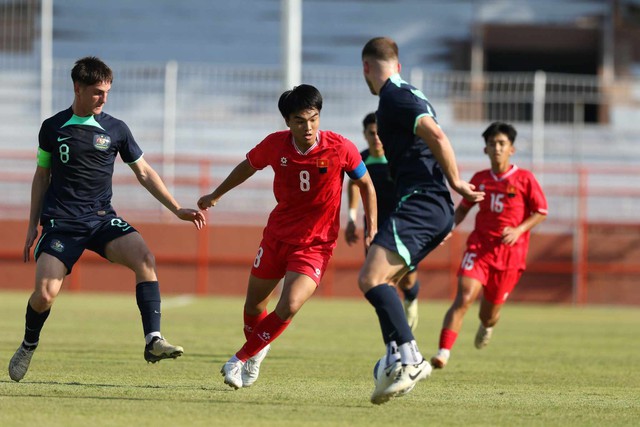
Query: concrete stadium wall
[{"left": 0, "top": 220, "right": 637, "bottom": 305}]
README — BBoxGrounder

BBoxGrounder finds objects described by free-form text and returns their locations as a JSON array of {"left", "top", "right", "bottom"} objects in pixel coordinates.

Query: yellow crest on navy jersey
[{"left": 93, "top": 134, "right": 111, "bottom": 151}]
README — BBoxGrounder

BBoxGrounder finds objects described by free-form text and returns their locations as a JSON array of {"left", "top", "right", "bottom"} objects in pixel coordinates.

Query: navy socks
[
  {"left": 136, "top": 281, "right": 161, "bottom": 336},
  {"left": 365, "top": 284, "right": 414, "bottom": 346}
]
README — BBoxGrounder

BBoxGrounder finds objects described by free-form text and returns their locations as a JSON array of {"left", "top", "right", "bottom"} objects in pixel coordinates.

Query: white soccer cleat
[
  {"left": 430, "top": 349, "right": 450, "bottom": 369},
  {"left": 474, "top": 324, "right": 493, "bottom": 349},
  {"left": 370, "top": 359, "right": 402, "bottom": 405},
  {"left": 242, "top": 344, "right": 270, "bottom": 387},
  {"left": 9, "top": 344, "right": 36, "bottom": 382},
  {"left": 403, "top": 299, "right": 419, "bottom": 332},
  {"left": 144, "top": 337, "right": 184, "bottom": 363},
  {"left": 220, "top": 358, "right": 244, "bottom": 389},
  {"left": 370, "top": 358, "right": 431, "bottom": 404}
]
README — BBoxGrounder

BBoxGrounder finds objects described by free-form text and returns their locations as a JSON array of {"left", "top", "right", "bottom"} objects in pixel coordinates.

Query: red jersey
[
  {"left": 247, "top": 130, "right": 363, "bottom": 245},
  {"left": 461, "top": 165, "right": 548, "bottom": 270}
]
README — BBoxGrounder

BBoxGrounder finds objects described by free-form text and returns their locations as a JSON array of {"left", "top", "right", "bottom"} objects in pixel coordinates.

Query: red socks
[
  {"left": 243, "top": 309, "right": 268, "bottom": 339},
  {"left": 237, "top": 311, "right": 290, "bottom": 361},
  {"left": 439, "top": 328, "right": 458, "bottom": 350}
]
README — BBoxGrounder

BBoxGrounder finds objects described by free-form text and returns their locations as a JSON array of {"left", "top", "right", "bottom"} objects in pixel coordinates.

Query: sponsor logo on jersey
[
  {"left": 93, "top": 134, "right": 111, "bottom": 151},
  {"left": 57, "top": 136, "right": 72, "bottom": 142},
  {"left": 314, "top": 267, "right": 321, "bottom": 277},
  {"left": 479, "top": 184, "right": 485, "bottom": 191},
  {"left": 507, "top": 184, "right": 517, "bottom": 198},
  {"left": 280, "top": 157, "right": 288, "bottom": 166},
  {"left": 50, "top": 239, "right": 65, "bottom": 253},
  {"left": 317, "top": 158, "right": 328, "bottom": 174}
]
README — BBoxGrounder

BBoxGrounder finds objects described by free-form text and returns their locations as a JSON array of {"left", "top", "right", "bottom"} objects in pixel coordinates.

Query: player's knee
[
  {"left": 138, "top": 250, "right": 156, "bottom": 272},
  {"left": 31, "top": 289, "right": 56, "bottom": 310},
  {"left": 357, "top": 271, "right": 377, "bottom": 293}
]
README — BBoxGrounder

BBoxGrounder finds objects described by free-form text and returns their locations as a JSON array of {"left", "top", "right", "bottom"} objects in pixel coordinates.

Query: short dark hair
[
  {"left": 482, "top": 121, "right": 517, "bottom": 145},
  {"left": 277, "top": 84, "right": 323, "bottom": 119},
  {"left": 362, "top": 37, "right": 399, "bottom": 61},
  {"left": 71, "top": 56, "right": 113, "bottom": 86},
  {"left": 362, "top": 112, "right": 376, "bottom": 130}
]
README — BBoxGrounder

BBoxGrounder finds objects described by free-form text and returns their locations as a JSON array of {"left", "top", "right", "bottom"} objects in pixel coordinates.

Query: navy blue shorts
[
  {"left": 372, "top": 190, "right": 453, "bottom": 269},
  {"left": 34, "top": 215, "right": 138, "bottom": 274}
]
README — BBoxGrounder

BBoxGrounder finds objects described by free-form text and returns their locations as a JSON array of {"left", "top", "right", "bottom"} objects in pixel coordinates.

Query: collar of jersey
[
  {"left": 490, "top": 164, "right": 518, "bottom": 181},
  {"left": 290, "top": 131, "right": 320, "bottom": 155},
  {"left": 62, "top": 114, "right": 105, "bottom": 130}
]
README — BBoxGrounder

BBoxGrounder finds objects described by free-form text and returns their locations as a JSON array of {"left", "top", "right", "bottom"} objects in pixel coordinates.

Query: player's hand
[
  {"left": 364, "top": 228, "right": 376, "bottom": 250},
  {"left": 23, "top": 226, "right": 38, "bottom": 262},
  {"left": 452, "top": 180, "right": 484, "bottom": 203},
  {"left": 197, "top": 194, "right": 217, "bottom": 210},
  {"left": 501, "top": 226, "right": 522, "bottom": 246},
  {"left": 176, "top": 208, "right": 206, "bottom": 230},
  {"left": 344, "top": 220, "right": 359, "bottom": 246}
]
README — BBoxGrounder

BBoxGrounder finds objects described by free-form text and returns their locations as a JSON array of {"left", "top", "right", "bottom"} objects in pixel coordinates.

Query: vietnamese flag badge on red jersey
[{"left": 317, "top": 159, "right": 329, "bottom": 174}]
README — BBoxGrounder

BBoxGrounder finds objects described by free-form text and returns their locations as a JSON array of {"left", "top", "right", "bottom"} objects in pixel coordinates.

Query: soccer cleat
[
  {"left": 8, "top": 344, "right": 37, "bottom": 382},
  {"left": 242, "top": 344, "right": 270, "bottom": 387},
  {"left": 371, "top": 358, "right": 432, "bottom": 405},
  {"left": 430, "top": 349, "right": 450, "bottom": 369},
  {"left": 220, "top": 358, "right": 244, "bottom": 389},
  {"left": 403, "top": 298, "right": 419, "bottom": 332},
  {"left": 144, "top": 337, "right": 184, "bottom": 363},
  {"left": 370, "top": 359, "right": 402, "bottom": 405},
  {"left": 474, "top": 324, "right": 493, "bottom": 349}
]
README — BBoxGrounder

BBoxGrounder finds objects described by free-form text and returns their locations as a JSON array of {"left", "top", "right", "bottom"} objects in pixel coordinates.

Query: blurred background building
[{"left": 1, "top": 0, "right": 639, "bottom": 303}]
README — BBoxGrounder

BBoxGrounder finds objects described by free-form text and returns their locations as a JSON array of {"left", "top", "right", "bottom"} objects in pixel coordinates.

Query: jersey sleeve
[
  {"left": 525, "top": 171, "right": 548, "bottom": 215},
  {"left": 246, "top": 133, "right": 276, "bottom": 170},
  {"left": 37, "top": 121, "right": 52, "bottom": 168},
  {"left": 342, "top": 136, "right": 366, "bottom": 179},
  {"left": 117, "top": 121, "right": 144, "bottom": 164}
]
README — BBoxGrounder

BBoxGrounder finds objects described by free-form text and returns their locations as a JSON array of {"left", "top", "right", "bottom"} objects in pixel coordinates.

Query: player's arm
[
  {"left": 415, "top": 115, "right": 484, "bottom": 203},
  {"left": 454, "top": 202, "right": 472, "bottom": 228},
  {"left": 197, "top": 159, "right": 257, "bottom": 210},
  {"left": 129, "top": 157, "right": 205, "bottom": 229},
  {"left": 502, "top": 212, "right": 547, "bottom": 246},
  {"left": 24, "top": 164, "right": 51, "bottom": 262},
  {"left": 351, "top": 171, "right": 377, "bottom": 248},
  {"left": 344, "top": 179, "right": 361, "bottom": 246}
]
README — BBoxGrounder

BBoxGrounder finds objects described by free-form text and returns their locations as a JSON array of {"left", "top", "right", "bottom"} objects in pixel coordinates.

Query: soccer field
[{"left": 0, "top": 291, "right": 638, "bottom": 427}]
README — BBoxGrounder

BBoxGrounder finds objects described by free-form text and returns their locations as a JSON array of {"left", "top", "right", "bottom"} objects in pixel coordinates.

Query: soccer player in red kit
[
  {"left": 431, "top": 122, "right": 547, "bottom": 369},
  {"left": 197, "top": 84, "right": 376, "bottom": 389}
]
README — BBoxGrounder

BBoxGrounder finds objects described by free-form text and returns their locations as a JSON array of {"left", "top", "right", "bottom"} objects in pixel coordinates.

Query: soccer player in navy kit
[
  {"left": 359, "top": 37, "right": 485, "bottom": 404},
  {"left": 345, "top": 112, "right": 421, "bottom": 331},
  {"left": 198, "top": 84, "right": 376, "bottom": 390},
  {"left": 8, "top": 57, "right": 206, "bottom": 382}
]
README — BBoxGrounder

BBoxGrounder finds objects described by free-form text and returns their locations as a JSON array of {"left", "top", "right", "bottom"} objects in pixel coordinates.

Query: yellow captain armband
[{"left": 37, "top": 148, "right": 52, "bottom": 168}]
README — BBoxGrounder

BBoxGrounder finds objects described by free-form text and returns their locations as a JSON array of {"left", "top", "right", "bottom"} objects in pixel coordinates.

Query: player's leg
[
  {"left": 398, "top": 270, "right": 419, "bottom": 332},
  {"left": 103, "top": 229, "right": 182, "bottom": 363},
  {"left": 360, "top": 244, "right": 431, "bottom": 404},
  {"left": 431, "top": 275, "right": 483, "bottom": 369},
  {"left": 474, "top": 269, "right": 522, "bottom": 349},
  {"left": 221, "top": 275, "right": 281, "bottom": 389},
  {"left": 9, "top": 253, "right": 66, "bottom": 382}
]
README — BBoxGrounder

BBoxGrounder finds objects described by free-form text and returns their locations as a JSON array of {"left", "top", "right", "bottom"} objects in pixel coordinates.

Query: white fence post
[
  {"left": 532, "top": 70, "right": 546, "bottom": 178},
  {"left": 40, "top": 0, "right": 53, "bottom": 122},
  {"left": 163, "top": 60, "right": 178, "bottom": 210}
]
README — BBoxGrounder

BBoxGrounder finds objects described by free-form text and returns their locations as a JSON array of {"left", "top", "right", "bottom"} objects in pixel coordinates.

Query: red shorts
[
  {"left": 250, "top": 238, "right": 335, "bottom": 286},
  {"left": 458, "top": 249, "right": 523, "bottom": 304}
]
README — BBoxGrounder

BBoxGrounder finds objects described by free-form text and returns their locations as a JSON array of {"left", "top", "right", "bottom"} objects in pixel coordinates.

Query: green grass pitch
[{"left": 1, "top": 291, "right": 638, "bottom": 426}]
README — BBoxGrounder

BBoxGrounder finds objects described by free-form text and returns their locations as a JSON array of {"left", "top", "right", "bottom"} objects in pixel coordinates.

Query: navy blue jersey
[
  {"left": 361, "top": 149, "right": 395, "bottom": 225},
  {"left": 37, "top": 107, "right": 143, "bottom": 221},
  {"left": 375, "top": 74, "right": 450, "bottom": 196}
]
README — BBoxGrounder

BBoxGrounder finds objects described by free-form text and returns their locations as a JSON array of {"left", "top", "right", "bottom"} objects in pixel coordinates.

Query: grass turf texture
[{"left": 0, "top": 291, "right": 638, "bottom": 426}]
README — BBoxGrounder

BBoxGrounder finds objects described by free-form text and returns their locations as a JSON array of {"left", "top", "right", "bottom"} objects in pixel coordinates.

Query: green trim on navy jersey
[
  {"left": 37, "top": 147, "right": 52, "bottom": 168},
  {"left": 392, "top": 218, "right": 412, "bottom": 268},
  {"left": 61, "top": 114, "right": 105, "bottom": 130}
]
